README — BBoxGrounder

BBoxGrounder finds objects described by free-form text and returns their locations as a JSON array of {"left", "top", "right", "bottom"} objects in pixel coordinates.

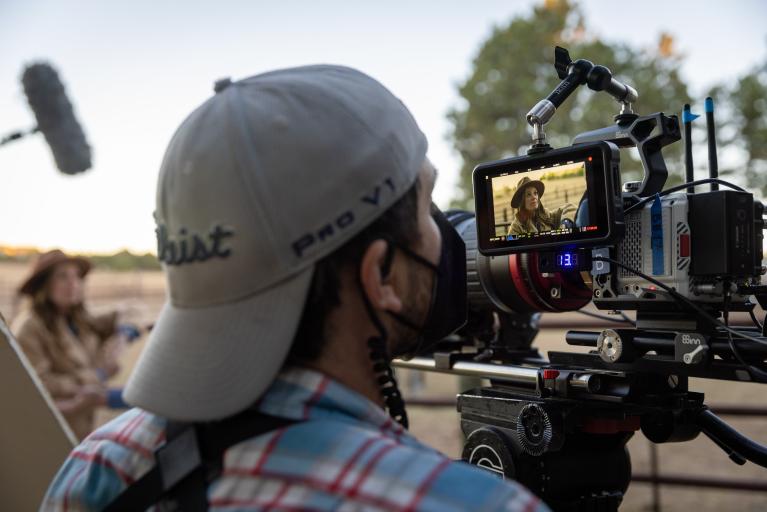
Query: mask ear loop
[
  {"left": 396, "top": 244, "right": 439, "bottom": 273},
  {"left": 384, "top": 241, "right": 441, "bottom": 359},
  {"left": 359, "top": 240, "right": 409, "bottom": 428}
]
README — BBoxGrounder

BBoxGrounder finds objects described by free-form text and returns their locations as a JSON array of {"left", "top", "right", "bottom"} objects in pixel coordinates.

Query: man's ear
[{"left": 360, "top": 240, "right": 403, "bottom": 313}]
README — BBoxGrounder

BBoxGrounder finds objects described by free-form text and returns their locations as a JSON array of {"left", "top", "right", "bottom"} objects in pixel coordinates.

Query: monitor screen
[
  {"left": 489, "top": 160, "right": 590, "bottom": 241},
  {"left": 473, "top": 142, "right": 621, "bottom": 254}
]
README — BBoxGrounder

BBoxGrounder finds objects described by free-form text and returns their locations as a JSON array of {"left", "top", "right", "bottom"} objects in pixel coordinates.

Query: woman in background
[
  {"left": 12, "top": 250, "right": 133, "bottom": 440},
  {"left": 507, "top": 176, "right": 576, "bottom": 236}
]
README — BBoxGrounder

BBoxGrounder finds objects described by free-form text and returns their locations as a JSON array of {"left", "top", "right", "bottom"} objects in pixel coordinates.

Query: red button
[
  {"left": 543, "top": 369, "right": 560, "bottom": 380},
  {"left": 679, "top": 234, "right": 690, "bottom": 257}
]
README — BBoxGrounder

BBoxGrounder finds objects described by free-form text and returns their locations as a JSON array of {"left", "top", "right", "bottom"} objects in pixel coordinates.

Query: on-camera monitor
[{"left": 473, "top": 142, "right": 621, "bottom": 255}]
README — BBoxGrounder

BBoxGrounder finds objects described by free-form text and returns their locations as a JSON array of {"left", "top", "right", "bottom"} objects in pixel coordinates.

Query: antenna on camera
[
  {"left": 705, "top": 97, "right": 720, "bottom": 191},
  {"left": 683, "top": 104, "right": 699, "bottom": 194},
  {"left": 526, "top": 47, "right": 639, "bottom": 155}
]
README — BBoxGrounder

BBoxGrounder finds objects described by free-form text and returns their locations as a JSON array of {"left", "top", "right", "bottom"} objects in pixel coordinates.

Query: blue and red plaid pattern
[{"left": 43, "top": 367, "right": 548, "bottom": 511}]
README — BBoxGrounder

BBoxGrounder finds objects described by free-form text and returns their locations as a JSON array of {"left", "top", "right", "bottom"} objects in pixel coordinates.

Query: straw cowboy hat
[
  {"left": 18, "top": 249, "right": 91, "bottom": 296},
  {"left": 510, "top": 176, "right": 545, "bottom": 209}
]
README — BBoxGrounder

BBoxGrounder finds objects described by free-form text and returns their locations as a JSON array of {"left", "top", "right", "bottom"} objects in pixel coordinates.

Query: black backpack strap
[{"left": 103, "top": 411, "right": 296, "bottom": 512}]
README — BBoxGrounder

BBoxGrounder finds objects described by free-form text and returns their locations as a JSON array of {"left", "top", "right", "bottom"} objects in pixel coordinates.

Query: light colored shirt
[
  {"left": 507, "top": 204, "right": 576, "bottom": 237},
  {"left": 13, "top": 309, "right": 118, "bottom": 440},
  {"left": 43, "top": 367, "right": 548, "bottom": 511}
]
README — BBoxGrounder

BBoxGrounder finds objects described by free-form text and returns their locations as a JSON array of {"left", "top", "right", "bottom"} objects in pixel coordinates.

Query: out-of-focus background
[
  {"left": 2, "top": 0, "right": 766, "bottom": 510},
  {"left": 2, "top": 0, "right": 767, "bottom": 254}
]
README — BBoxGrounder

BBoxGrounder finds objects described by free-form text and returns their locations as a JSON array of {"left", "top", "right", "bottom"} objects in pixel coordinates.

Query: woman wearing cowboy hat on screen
[
  {"left": 507, "top": 176, "right": 577, "bottom": 237},
  {"left": 12, "top": 250, "right": 135, "bottom": 440}
]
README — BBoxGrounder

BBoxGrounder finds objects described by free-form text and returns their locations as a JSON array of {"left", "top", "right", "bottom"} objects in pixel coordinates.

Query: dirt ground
[{"left": 2, "top": 261, "right": 766, "bottom": 510}]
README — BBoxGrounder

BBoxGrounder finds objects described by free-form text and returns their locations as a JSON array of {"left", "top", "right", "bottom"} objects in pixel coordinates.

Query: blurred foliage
[
  {"left": 0, "top": 247, "right": 161, "bottom": 271},
  {"left": 89, "top": 250, "right": 161, "bottom": 271},
  {"left": 709, "top": 60, "right": 767, "bottom": 195},
  {"left": 448, "top": 0, "right": 693, "bottom": 208}
]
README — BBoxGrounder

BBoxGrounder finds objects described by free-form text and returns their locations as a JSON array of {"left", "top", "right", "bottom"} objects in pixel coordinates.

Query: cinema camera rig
[{"left": 394, "top": 47, "right": 767, "bottom": 511}]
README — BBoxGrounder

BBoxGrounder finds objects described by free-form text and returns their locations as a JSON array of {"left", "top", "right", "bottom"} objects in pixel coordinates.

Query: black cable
[
  {"left": 726, "top": 331, "right": 767, "bottom": 382},
  {"left": 357, "top": 252, "right": 409, "bottom": 429},
  {"left": 749, "top": 309, "right": 763, "bottom": 330},
  {"left": 592, "top": 256, "right": 767, "bottom": 349},
  {"left": 368, "top": 336, "right": 409, "bottom": 428},
  {"left": 722, "top": 290, "right": 767, "bottom": 381},
  {"left": 624, "top": 178, "right": 746, "bottom": 215},
  {"left": 697, "top": 409, "right": 767, "bottom": 468},
  {"left": 576, "top": 309, "right": 636, "bottom": 326}
]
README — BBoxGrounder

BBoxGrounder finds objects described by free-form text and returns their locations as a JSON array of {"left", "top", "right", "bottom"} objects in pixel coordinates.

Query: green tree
[
  {"left": 90, "top": 250, "right": 161, "bottom": 271},
  {"left": 448, "top": 0, "right": 691, "bottom": 208},
  {"left": 710, "top": 59, "right": 767, "bottom": 195}
]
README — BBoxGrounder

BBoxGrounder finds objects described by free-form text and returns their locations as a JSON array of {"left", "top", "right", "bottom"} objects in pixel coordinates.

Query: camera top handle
[{"left": 573, "top": 112, "right": 681, "bottom": 197}]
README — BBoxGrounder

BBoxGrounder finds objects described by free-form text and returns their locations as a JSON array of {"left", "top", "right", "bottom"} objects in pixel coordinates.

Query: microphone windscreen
[{"left": 21, "top": 63, "right": 92, "bottom": 175}]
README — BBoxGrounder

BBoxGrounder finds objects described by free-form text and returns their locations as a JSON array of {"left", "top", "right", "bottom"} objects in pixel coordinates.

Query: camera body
[
  {"left": 595, "top": 189, "right": 764, "bottom": 312},
  {"left": 472, "top": 127, "right": 765, "bottom": 319}
]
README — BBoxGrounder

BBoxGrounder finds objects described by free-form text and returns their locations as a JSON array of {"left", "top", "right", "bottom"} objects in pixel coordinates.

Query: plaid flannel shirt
[{"left": 43, "top": 367, "right": 547, "bottom": 511}]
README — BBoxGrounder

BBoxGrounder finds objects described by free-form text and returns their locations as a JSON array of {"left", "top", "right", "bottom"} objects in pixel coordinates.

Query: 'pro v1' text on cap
[{"left": 124, "top": 65, "right": 428, "bottom": 421}]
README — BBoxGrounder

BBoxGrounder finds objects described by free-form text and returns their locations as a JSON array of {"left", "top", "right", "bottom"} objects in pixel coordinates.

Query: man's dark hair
[{"left": 288, "top": 180, "right": 421, "bottom": 363}]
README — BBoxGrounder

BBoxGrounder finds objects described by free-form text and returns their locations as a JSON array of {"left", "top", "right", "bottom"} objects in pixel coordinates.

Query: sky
[{"left": 1, "top": 0, "right": 765, "bottom": 254}]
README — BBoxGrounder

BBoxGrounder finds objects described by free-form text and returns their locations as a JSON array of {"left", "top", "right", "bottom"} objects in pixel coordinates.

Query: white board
[{"left": 0, "top": 316, "right": 76, "bottom": 510}]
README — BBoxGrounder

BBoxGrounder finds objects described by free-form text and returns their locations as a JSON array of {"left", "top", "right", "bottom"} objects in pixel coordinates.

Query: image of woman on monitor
[{"left": 507, "top": 176, "right": 576, "bottom": 236}]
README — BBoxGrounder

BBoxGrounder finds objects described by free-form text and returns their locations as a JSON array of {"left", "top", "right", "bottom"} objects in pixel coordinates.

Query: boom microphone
[{"left": 20, "top": 62, "right": 92, "bottom": 175}]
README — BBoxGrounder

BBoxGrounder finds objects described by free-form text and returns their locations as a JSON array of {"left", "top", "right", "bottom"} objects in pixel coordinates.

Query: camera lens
[{"left": 447, "top": 211, "right": 591, "bottom": 314}]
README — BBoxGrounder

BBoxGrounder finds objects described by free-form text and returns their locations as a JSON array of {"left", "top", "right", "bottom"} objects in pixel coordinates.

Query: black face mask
[
  {"left": 387, "top": 207, "right": 468, "bottom": 358},
  {"left": 359, "top": 207, "right": 467, "bottom": 428}
]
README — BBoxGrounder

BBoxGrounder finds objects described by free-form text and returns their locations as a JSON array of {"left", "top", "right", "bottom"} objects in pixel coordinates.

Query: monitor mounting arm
[{"left": 526, "top": 46, "right": 639, "bottom": 154}]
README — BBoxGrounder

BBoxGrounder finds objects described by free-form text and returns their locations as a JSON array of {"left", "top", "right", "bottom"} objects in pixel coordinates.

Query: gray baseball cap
[{"left": 124, "top": 65, "right": 427, "bottom": 421}]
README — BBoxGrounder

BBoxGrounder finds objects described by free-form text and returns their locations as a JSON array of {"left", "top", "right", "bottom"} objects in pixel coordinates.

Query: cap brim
[{"left": 124, "top": 266, "right": 314, "bottom": 421}]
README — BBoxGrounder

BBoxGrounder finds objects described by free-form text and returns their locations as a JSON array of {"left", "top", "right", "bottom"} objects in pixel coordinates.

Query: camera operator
[{"left": 43, "top": 66, "right": 546, "bottom": 511}]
